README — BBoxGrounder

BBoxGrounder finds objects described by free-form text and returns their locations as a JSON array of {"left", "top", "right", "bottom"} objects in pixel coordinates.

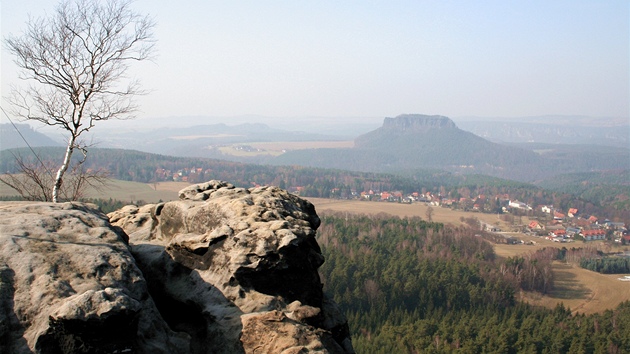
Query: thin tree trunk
[{"left": 52, "top": 135, "right": 76, "bottom": 203}]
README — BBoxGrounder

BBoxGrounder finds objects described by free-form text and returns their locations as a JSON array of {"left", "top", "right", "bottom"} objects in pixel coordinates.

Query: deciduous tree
[{"left": 5, "top": 0, "right": 155, "bottom": 202}]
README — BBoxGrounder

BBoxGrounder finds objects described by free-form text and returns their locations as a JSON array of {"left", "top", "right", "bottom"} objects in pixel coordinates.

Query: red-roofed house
[
  {"left": 529, "top": 221, "right": 544, "bottom": 230},
  {"left": 581, "top": 229, "right": 606, "bottom": 241},
  {"left": 550, "top": 229, "right": 566, "bottom": 237},
  {"left": 568, "top": 208, "right": 579, "bottom": 217},
  {"left": 588, "top": 215, "right": 598, "bottom": 223}
]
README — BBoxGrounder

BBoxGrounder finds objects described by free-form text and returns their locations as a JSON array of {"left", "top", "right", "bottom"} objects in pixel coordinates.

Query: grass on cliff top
[{"left": 0, "top": 177, "right": 188, "bottom": 204}]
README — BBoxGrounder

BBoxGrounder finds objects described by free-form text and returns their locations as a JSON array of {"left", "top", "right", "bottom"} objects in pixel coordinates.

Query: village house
[
  {"left": 509, "top": 200, "right": 532, "bottom": 210},
  {"left": 541, "top": 205, "right": 553, "bottom": 214},
  {"left": 581, "top": 229, "right": 606, "bottom": 241},
  {"left": 568, "top": 208, "right": 579, "bottom": 218},
  {"left": 604, "top": 221, "right": 626, "bottom": 230},
  {"left": 549, "top": 229, "right": 567, "bottom": 238}
]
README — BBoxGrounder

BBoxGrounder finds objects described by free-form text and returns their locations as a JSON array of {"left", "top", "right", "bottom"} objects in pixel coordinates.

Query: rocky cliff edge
[{"left": 0, "top": 181, "right": 353, "bottom": 353}]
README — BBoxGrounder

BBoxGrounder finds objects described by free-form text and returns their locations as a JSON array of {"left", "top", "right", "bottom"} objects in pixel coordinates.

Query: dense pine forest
[{"left": 317, "top": 213, "right": 630, "bottom": 353}]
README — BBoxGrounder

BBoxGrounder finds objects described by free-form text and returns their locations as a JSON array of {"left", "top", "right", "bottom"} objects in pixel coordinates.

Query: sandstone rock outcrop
[
  {"left": 0, "top": 202, "right": 188, "bottom": 354},
  {"left": 0, "top": 181, "right": 352, "bottom": 353},
  {"left": 109, "top": 180, "right": 353, "bottom": 353}
]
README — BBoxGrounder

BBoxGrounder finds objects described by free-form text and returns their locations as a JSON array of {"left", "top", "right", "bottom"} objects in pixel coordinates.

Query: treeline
[
  {"left": 354, "top": 302, "right": 630, "bottom": 353},
  {"left": 580, "top": 257, "right": 630, "bottom": 274},
  {"left": 317, "top": 213, "right": 630, "bottom": 353},
  {"left": 557, "top": 247, "right": 630, "bottom": 275},
  {"left": 500, "top": 248, "right": 555, "bottom": 294}
]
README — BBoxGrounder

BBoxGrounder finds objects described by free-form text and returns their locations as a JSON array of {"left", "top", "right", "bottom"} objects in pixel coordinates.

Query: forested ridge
[
  {"left": 2, "top": 147, "right": 629, "bottom": 222},
  {"left": 317, "top": 213, "right": 630, "bottom": 353},
  {"left": 536, "top": 170, "right": 630, "bottom": 212}
]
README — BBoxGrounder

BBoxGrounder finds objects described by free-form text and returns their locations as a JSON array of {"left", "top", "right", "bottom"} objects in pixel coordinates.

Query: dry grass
[{"left": 520, "top": 263, "right": 630, "bottom": 315}]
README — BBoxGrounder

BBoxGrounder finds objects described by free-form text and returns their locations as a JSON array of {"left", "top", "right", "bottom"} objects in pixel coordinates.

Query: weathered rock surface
[
  {"left": 0, "top": 202, "right": 188, "bottom": 354},
  {"left": 109, "top": 180, "right": 353, "bottom": 353},
  {"left": 0, "top": 181, "right": 353, "bottom": 353}
]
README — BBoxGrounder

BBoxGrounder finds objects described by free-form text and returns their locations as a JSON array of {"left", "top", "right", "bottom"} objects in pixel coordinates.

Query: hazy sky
[{"left": 1, "top": 0, "right": 629, "bottom": 122}]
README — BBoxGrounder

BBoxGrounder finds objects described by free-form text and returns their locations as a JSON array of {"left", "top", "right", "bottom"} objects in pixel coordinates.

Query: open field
[
  {"left": 307, "top": 197, "right": 630, "bottom": 314},
  {"left": 219, "top": 140, "right": 354, "bottom": 157},
  {"left": 249, "top": 140, "right": 354, "bottom": 151},
  {"left": 0, "top": 178, "right": 187, "bottom": 204},
  {"left": 520, "top": 263, "right": 630, "bottom": 314},
  {"left": 307, "top": 197, "right": 517, "bottom": 229}
]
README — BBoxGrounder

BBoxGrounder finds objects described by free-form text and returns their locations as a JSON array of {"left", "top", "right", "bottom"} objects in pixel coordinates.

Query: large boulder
[
  {"left": 109, "top": 180, "right": 353, "bottom": 353},
  {"left": 0, "top": 202, "right": 188, "bottom": 354}
]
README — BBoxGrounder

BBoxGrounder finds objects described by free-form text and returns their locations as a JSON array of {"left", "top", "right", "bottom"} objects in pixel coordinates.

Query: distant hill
[
  {"left": 271, "top": 114, "right": 630, "bottom": 182},
  {"left": 0, "top": 123, "right": 60, "bottom": 150},
  {"left": 272, "top": 114, "right": 552, "bottom": 181}
]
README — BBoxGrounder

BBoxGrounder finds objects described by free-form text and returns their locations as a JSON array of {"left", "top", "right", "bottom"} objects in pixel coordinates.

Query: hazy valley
[{"left": 2, "top": 114, "right": 630, "bottom": 353}]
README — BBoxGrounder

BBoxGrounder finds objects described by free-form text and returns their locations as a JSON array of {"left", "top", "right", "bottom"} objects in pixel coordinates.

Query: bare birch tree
[{"left": 5, "top": 0, "right": 155, "bottom": 202}]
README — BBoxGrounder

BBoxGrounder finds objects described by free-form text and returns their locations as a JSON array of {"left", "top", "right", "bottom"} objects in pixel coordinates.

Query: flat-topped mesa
[{"left": 382, "top": 114, "right": 457, "bottom": 131}]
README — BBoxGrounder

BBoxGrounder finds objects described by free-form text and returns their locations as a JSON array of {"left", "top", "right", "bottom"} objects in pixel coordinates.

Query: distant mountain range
[
  {"left": 456, "top": 116, "right": 629, "bottom": 148},
  {"left": 2, "top": 115, "right": 628, "bottom": 184},
  {"left": 0, "top": 124, "right": 61, "bottom": 150}
]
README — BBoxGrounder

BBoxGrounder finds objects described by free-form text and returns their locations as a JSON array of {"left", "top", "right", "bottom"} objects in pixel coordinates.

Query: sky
[{"left": 1, "top": 0, "right": 629, "bottom": 124}]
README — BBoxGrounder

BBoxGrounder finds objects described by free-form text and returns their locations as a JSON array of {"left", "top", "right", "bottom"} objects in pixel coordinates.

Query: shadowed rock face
[
  {"left": 108, "top": 180, "right": 353, "bottom": 354},
  {"left": 0, "top": 202, "right": 189, "bottom": 354}
]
